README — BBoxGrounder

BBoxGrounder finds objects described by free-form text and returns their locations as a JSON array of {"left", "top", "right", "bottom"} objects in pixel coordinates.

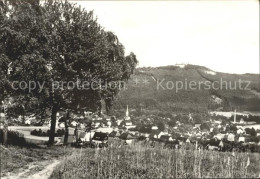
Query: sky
[{"left": 71, "top": 0, "right": 259, "bottom": 74}]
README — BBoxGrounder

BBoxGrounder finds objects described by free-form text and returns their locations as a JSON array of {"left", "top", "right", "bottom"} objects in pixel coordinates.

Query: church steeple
[{"left": 126, "top": 105, "right": 129, "bottom": 117}]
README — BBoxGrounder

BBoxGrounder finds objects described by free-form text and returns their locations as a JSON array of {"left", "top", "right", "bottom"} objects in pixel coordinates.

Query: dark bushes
[
  {"left": 0, "top": 129, "right": 36, "bottom": 147},
  {"left": 30, "top": 129, "right": 65, "bottom": 137}
]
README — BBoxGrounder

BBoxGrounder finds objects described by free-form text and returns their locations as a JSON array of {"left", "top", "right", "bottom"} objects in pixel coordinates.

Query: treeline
[{"left": 0, "top": 129, "right": 37, "bottom": 147}]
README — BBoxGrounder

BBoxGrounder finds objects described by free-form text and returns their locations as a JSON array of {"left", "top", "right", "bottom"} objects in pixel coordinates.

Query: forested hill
[{"left": 114, "top": 64, "right": 260, "bottom": 113}]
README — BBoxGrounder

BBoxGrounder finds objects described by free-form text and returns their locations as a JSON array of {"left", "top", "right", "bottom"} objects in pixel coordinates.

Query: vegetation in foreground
[
  {"left": 50, "top": 141, "right": 260, "bottom": 179},
  {"left": 0, "top": 145, "right": 76, "bottom": 177}
]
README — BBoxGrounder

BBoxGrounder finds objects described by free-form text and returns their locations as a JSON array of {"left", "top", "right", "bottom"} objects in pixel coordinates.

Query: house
[
  {"left": 109, "top": 131, "right": 117, "bottom": 137},
  {"left": 78, "top": 131, "right": 95, "bottom": 142},
  {"left": 208, "top": 145, "right": 218, "bottom": 150},
  {"left": 92, "top": 132, "right": 108, "bottom": 141},
  {"left": 79, "top": 123, "right": 85, "bottom": 129},
  {"left": 120, "top": 133, "right": 136, "bottom": 140},
  {"left": 227, "top": 133, "right": 235, "bottom": 142},
  {"left": 25, "top": 119, "right": 31, "bottom": 125},
  {"left": 94, "top": 121, "right": 101, "bottom": 128},
  {"left": 152, "top": 126, "right": 158, "bottom": 130},
  {"left": 84, "top": 111, "right": 93, "bottom": 116},
  {"left": 70, "top": 121, "right": 78, "bottom": 127},
  {"left": 0, "top": 113, "right": 5, "bottom": 117},
  {"left": 237, "top": 128, "right": 244, "bottom": 135},
  {"left": 140, "top": 133, "right": 150, "bottom": 138},
  {"left": 238, "top": 136, "right": 245, "bottom": 142},
  {"left": 117, "top": 119, "right": 123, "bottom": 126},
  {"left": 96, "top": 127, "right": 113, "bottom": 134},
  {"left": 58, "top": 122, "right": 65, "bottom": 128},
  {"left": 214, "top": 133, "right": 225, "bottom": 140},
  {"left": 239, "top": 118, "right": 245, "bottom": 124},
  {"left": 195, "top": 124, "right": 201, "bottom": 128},
  {"left": 214, "top": 120, "right": 222, "bottom": 124},
  {"left": 219, "top": 140, "right": 224, "bottom": 148},
  {"left": 125, "top": 120, "right": 132, "bottom": 126},
  {"left": 150, "top": 130, "right": 161, "bottom": 139},
  {"left": 158, "top": 131, "right": 168, "bottom": 139},
  {"left": 186, "top": 138, "right": 190, "bottom": 143},
  {"left": 120, "top": 133, "right": 137, "bottom": 144},
  {"left": 125, "top": 125, "right": 136, "bottom": 130}
]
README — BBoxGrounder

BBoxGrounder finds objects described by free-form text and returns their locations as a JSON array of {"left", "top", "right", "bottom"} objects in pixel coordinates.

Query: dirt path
[{"left": 2, "top": 159, "right": 60, "bottom": 179}]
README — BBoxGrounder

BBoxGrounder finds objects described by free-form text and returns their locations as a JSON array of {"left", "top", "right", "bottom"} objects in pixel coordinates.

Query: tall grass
[{"left": 50, "top": 141, "right": 260, "bottom": 178}]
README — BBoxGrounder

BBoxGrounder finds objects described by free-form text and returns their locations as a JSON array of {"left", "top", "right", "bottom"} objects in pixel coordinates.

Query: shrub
[
  {"left": 30, "top": 129, "right": 65, "bottom": 137},
  {"left": 0, "top": 129, "right": 35, "bottom": 147}
]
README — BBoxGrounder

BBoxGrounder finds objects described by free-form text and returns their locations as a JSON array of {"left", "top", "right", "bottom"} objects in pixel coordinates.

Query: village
[{"left": 7, "top": 105, "right": 259, "bottom": 153}]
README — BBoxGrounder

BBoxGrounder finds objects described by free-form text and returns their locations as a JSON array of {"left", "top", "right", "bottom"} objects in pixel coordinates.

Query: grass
[
  {"left": 0, "top": 145, "right": 76, "bottom": 177},
  {"left": 50, "top": 141, "right": 260, "bottom": 179}
]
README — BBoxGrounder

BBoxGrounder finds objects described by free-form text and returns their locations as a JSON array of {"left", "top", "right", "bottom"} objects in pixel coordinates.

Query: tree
[
  {"left": 0, "top": 1, "right": 137, "bottom": 145},
  {"left": 200, "top": 122, "right": 210, "bottom": 131},
  {"left": 168, "top": 119, "right": 176, "bottom": 128},
  {"left": 157, "top": 121, "right": 165, "bottom": 131}
]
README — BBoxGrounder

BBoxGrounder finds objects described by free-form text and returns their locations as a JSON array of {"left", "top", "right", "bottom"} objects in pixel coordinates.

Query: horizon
[
  {"left": 135, "top": 63, "right": 259, "bottom": 75},
  {"left": 71, "top": 0, "right": 259, "bottom": 75}
]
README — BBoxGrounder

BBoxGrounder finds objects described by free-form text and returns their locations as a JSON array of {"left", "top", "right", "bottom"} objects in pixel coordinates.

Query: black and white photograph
[{"left": 0, "top": 0, "right": 259, "bottom": 178}]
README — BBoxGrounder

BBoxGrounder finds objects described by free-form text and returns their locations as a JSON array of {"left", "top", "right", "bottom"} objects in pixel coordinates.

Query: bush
[
  {"left": 0, "top": 129, "right": 36, "bottom": 147},
  {"left": 30, "top": 129, "right": 65, "bottom": 137}
]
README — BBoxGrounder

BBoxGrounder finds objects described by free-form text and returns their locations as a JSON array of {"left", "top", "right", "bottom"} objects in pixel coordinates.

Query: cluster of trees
[{"left": 0, "top": 1, "right": 137, "bottom": 145}]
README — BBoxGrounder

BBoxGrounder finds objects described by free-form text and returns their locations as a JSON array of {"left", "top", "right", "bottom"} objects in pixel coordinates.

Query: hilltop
[{"left": 114, "top": 64, "right": 260, "bottom": 113}]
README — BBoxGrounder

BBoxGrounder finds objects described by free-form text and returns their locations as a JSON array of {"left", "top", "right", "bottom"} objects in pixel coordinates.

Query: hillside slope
[{"left": 114, "top": 64, "right": 260, "bottom": 113}]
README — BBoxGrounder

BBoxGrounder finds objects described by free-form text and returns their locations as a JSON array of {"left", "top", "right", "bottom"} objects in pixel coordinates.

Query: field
[
  {"left": 50, "top": 140, "right": 260, "bottom": 179},
  {"left": 0, "top": 145, "right": 78, "bottom": 178}
]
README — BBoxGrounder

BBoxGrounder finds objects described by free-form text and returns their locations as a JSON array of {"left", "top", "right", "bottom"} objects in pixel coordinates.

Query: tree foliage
[{"left": 0, "top": 1, "right": 138, "bottom": 144}]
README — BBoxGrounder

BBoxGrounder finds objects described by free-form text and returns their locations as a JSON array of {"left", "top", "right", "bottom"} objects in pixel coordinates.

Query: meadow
[{"left": 50, "top": 140, "right": 260, "bottom": 179}]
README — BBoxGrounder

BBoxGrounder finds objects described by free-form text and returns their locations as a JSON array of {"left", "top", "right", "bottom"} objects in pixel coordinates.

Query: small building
[
  {"left": 107, "top": 121, "right": 111, "bottom": 127},
  {"left": 214, "top": 133, "right": 225, "bottom": 140},
  {"left": 152, "top": 126, "right": 158, "bottom": 130},
  {"left": 25, "top": 119, "right": 31, "bottom": 125},
  {"left": 125, "top": 120, "right": 132, "bottom": 126},
  {"left": 219, "top": 140, "right": 224, "bottom": 148},
  {"left": 150, "top": 130, "right": 161, "bottom": 139},
  {"left": 84, "top": 111, "right": 93, "bottom": 116},
  {"left": 227, "top": 133, "right": 235, "bottom": 142},
  {"left": 239, "top": 118, "right": 245, "bottom": 124},
  {"left": 117, "top": 119, "right": 123, "bottom": 126},
  {"left": 238, "top": 136, "right": 245, "bottom": 143},
  {"left": 237, "top": 128, "right": 244, "bottom": 135},
  {"left": 58, "top": 122, "right": 65, "bottom": 128},
  {"left": 78, "top": 131, "right": 95, "bottom": 142},
  {"left": 92, "top": 132, "right": 108, "bottom": 141},
  {"left": 70, "top": 121, "right": 78, "bottom": 127},
  {"left": 94, "top": 122, "right": 101, "bottom": 128},
  {"left": 195, "top": 124, "right": 201, "bottom": 128}
]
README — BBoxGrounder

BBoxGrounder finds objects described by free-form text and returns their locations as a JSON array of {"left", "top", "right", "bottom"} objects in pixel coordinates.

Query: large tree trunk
[
  {"left": 3, "top": 119, "right": 8, "bottom": 147},
  {"left": 48, "top": 105, "right": 58, "bottom": 145},
  {"left": 63, "top": 110, "right": 69, "bottom": 145},
  {"left": 22, "top": 115, "right": 25, "bottom": 124}
]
